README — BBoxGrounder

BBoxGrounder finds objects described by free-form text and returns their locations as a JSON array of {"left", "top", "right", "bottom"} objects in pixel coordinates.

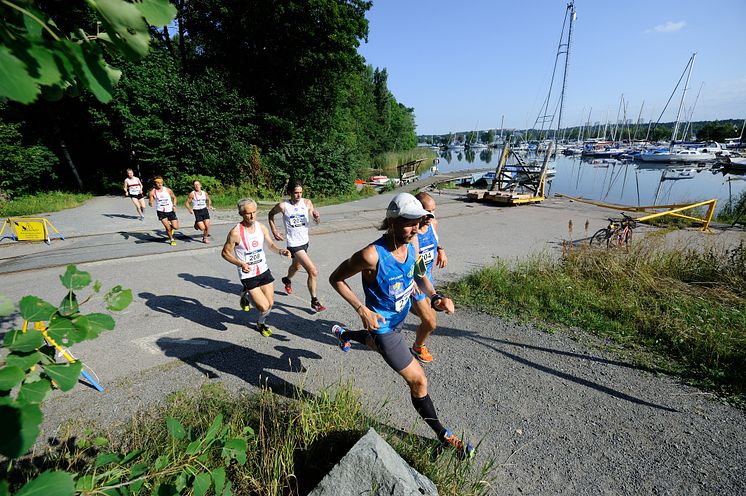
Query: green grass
[
  {"left": 717, "top": 189, "right": 746, "bottom": 224},
  {"left": 8, "top": 383, "right": 493, "bottom": 495},
  {"left": 372, "top": 149, "right": 437, "bottom": 171},
  {"left": 200, "top": 183, "right": 378, "bottom": 210},
  {"left": 0, "top": 191, "right": 92, "bottom": 217},
  {"left": 445, "top": 239, "right": 746, "bottom": 405}
]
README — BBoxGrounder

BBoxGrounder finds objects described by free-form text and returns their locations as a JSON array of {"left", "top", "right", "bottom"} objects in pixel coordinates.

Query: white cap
[{"left": 386, "top": 192, "right": 434, "bottom": 220}]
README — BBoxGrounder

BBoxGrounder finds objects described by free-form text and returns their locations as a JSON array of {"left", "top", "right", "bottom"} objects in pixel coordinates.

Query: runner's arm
[
  {"left": 329, "top": 246, "right": 386, "bottom": 330},
  {"left": 432, "top": 220, "right": 448, "bottom": 268},
  {"left": 307, "top": 199, "right": 320, "bottom": 224},
  {"left": 123, "top": 180, "right": 128, "bottom": 196},
  {"left": 412, "top": 235, "right": 454, "bottom": 314},
  {"left": 168, "top": 188, "right": 177, "bottom": 208},
  {"left": 186, "top": 192, "right": 195, "bottom": 214},
  {"left": 260, "top": 223, "right": 291, "bottom": 258},
  {"left": 148, "top": 189, "right": 154, "bottom": 207},
  {"left": 206, "top": 191, "right": 214, "bottom": 210},
  {"left": 267, "top": 203, "right": 285, "bottom": 241},
  {"left": 221, "top": 228, "right": 250, "bottom": 272}
]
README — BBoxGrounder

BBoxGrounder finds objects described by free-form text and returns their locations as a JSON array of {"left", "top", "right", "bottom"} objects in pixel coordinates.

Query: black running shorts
[
  {"left": 241, "top": 269, "right": 274, "bottom": 291},
  {"left": 193, "top": 208, "right": 210, "bottom": 222},
  {"left": 371, "top": 327, "right": 414, "bottom": 372},
  {"left": 157, "top": 210, "right": 177, "bottom": 221},
  {"left": 128, "top": 193, "right": 144, "bottom": 199},
  {"left": 288, "top": 243, "right": 309, "bottom": 257}
]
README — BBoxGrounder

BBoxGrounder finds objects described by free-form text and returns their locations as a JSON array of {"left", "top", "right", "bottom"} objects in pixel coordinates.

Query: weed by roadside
[
  {"left": 445, "top": 239, "right": 746, "bottom": 405},
  {"left": 0, "top": 191, "right": 92, "bottom": 217}
]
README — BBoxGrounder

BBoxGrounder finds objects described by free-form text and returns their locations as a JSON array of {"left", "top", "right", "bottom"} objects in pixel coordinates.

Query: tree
[
  {"left": 0, "top": 0, "right": 176, "bottom": 104},
  {"left": 695, "top": 121, "right": 738, "bottom": 142}
]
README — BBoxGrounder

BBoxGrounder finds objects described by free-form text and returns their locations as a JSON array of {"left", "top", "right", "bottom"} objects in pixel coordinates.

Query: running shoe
[
  {"left": 257, "top": 323, "right": 272, "bottom": 337},
  {"left": 139, "top": 215, "right": 144, "bottom": 221},
  {"left": 411, "top": 345, "right": 433, "bottom": 363},
  {"left": 282, "top": 277, "right": 292, "bottom": 295},
  {"left": 169, "top": 239, "right": 176, "bottom": 246},
  {"left": 204, "top": 237, "right": 211, "bottom": 244},
  {"left": 311, "top": 297, "right": 326, "bottom": 313},
  {"left": 239, "top": 290, "right": 251, "bottom": 311},
  {"left": 332, "top": 324, "right": 351, "bottom": 352},
  {"left": 441, "top": 430, "right": 475, "bottom": 460}
]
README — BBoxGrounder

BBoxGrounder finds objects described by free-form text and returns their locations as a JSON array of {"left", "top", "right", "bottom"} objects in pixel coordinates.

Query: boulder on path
[{"left": 308, "top": 427, "right": 438, "bottom": 496}]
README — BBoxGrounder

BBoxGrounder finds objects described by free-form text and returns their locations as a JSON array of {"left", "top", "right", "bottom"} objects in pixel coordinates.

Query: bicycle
[{"left": 589, "top": 212, "right": 637, "bottom": 247}]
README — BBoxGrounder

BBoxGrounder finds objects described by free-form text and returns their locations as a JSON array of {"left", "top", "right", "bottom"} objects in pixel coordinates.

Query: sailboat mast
[
  {"left": 555, "top": 0, "right": 576, "bottom": 139},
  {"left": 671, "top": 52, "right": 696, "bottom": 144}
]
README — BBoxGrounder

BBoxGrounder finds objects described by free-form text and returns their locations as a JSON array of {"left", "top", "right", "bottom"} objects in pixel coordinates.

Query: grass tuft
[{"left": 0, "top": 191, "right": 92, "bottom": 217}]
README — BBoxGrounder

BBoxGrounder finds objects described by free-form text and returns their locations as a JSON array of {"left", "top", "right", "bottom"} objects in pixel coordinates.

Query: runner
[
  {"left": 148, "top": 176, "right": 179, "bottom": 245},
  {"left": 409, "top": 192, "right": 448, "bottom": 363},
  {"left": 268, "top": 179, "right": 326, "bottom": 312},
  {"left": 328, "top": 192, "right": 474, "bottom": 459},
  {"left": 186, "top": 180, "right": 215, "bottom": 243},
  {"left": 222, "top": 198, "right": 291, "bottom": 337},
  {"left": 123, "top": 168, "right": 146, "bottom": 220}
]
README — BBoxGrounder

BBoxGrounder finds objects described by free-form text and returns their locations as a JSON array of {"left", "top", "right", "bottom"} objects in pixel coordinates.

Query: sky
[{"left": 357, "top": 0, "right": 746, "bottom": 135}]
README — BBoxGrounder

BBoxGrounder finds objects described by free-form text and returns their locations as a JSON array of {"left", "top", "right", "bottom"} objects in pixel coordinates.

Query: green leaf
[
  {"left": 19, "top": 296, "right": 56, "bottom": 322},
  {"left": 211, "top": 468, "right": 225, "bottom": 496},
  {"left": 46, "top": 316, "right": 77, "bottom": 347},
  {"left": 57, "top": 291, "right": 79, "bottom": 317},
  {"left": 221, "top": 438, "right": 247, "bottom": 465},
  {"left": 105, "top": 286, "right": 132, "bottom": 311},
  {"left": 174, "top": 470, "right": 187, "bottom": 492},
  {"left": 18, "top": 380, "right": 52, "bottom": 404},
  {"left": 204, "top": 414, "right": 223, "bottom": 445},
  {"left": 243, "top": 426, "right": 255, "bottom": 438},
  {"left": 136, "top": 0, "right": 177, "bottom": 26},
  {"left": 43, "top": 362, "right": 82, "bottom": 392},
  {"left": 93, "top": 436, "right": 109, "bottom": 447},
  {"left": 59, "top": 40, "right": 118, "bottom": 103},
  {"left": 185, "top": 439, "right": 201, "bottom": 455},
  {"left": 166, "top": 417, "right": 185, "bottom": 440},
  {"left": 0, "top": 402, "right": 42, "bottom": 458},
  {"left": 26, "top": 43, "right": 63, "bottom": 86},
  {"left": 15, "top": 470, "right": 74, "bottom": 496},
  {"left": 75, "top": 475, "right": 94, "bottom": 492},
  {"left": 95, "top": 452, "right": 121, "bottom": 468},
  {"left": 222, "top": 480, "right": 232, "bottom": 496},
  {"left": 192, "top": 472, "right": 211, "bottom": 496},
  {"left": 0, "top": 479, "right": 9, "bottom": 496},
  {"left": 93, "top": 280, "right": 102, "bottom": 293},
  {"left": 0, "top": 45, "right": 41, "bottom": 104},
  {"left": 70, "top": 315, "right": 92, "bottom": 343},
  {"left": 6, "top": 351, "right": 42, "bottom": 372},
  {"left": 85, "top": 313, "right": 115, "bottom": 338},
  {"left": 154, "top": 455, "right": 169, "bottom": 471},
  {"left": 59, "top": 265, "right": 91, "bottom": 290},
  {"left": 4, "top": 329, "right": 45, "bottom": 353},
  {"left": 93, "top": 0, "right": 151, "bottom": 59},
  {"left": 120, "top": 448, "right": 143, "bottom": 464},
  {"left": 0, "top": 366, "right": 25, "bottom": 391},
  {"left": 0, "top": 294, "right": 13, "bottom": 317},
  {"left": 129, "top": 462, "right": 149, "bottom": 478}
]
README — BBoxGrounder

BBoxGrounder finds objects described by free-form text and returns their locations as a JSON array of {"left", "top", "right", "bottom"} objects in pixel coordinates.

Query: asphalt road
[{"left": 1, "top": 190, "right": 745, "bottom": 495}]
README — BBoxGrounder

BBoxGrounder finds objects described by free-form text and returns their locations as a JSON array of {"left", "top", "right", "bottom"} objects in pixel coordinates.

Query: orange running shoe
[{"left": 411, "top": 345, "right": 433, "bottom": 363}]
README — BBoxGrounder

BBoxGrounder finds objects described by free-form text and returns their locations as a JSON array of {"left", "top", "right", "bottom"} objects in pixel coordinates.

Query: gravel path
[{"left": 2, "top": 192, "right": 745, "bottom": 494}]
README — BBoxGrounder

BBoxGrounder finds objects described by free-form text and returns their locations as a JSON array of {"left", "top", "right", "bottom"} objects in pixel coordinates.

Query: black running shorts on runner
[
  {"left": 128, "top": 193, "right": 143, "bottom": 199},
  {"left": 371, "top": 328, "right": 414, "bottom": 372},
  {"left": 288, "top": 243, "right": 309, "bottom": 257},
  {"left": 193, "top": 208, "right": 210, "bottom": 222},
  {"left": 241, "top": 269, "right": 274, "bottom": 291},
  {"left": 157, "top": 210, "right": 177, "bottom": 221}
]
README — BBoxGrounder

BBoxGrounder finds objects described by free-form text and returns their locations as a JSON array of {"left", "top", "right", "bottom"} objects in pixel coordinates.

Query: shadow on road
[
  {"left": 429, "top": 322, "right": 678, "bottom": 412},
  {"left": 156, "top": 336, "right": 321, "bottom": 400},
  {"left": 139, "top": 292, "right": 238, "bottom": 331},
  {"left": 120, "top": 230, "right": 199, "bottom": 244},
  {"left": 103, "top": 213, "right": 140, "bottom": 220},
  {"left": 178, "top": 273, "right": 242, "bottom": 294}
]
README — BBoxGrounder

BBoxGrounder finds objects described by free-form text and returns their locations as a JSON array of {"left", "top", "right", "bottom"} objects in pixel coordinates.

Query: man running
[
  {"left": 268, "top": 179, "right": 326, "bottom": 312},
  {"left": 148, "top": 176, "right": 179, "bottom": 245},
  {"left": 329, "top": 192, "right": 474, "bottom": 459},
  {"left": 186, "top": 180, "right": 215, "bottom": 244},
  {"left": 409, "top": 192, "right": 448, "bottom": 363},
  {"left": 123, "top": 168, "right": 146, "bottom": 220},
  {"left": 222, "top": 198, "right": 291, "bottom": 337}
]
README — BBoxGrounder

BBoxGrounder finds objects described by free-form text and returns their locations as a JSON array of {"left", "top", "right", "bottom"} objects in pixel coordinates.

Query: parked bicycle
[{"left": 590, "top": 212, "right": 637, "bottom": 247}]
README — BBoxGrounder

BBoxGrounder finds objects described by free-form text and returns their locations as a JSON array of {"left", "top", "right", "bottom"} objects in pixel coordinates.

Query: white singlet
[
  {"left": 191, "top": 191, "right": 207, "bottom": 210},
  {"left": 153, "top": 189, "right": 174, "bottom": 212},
  {"left": 125, "top": 177, "right": 142, "bottom": 195},
  {"left": 282, "top": 200, "right": 310, "bottom": 248},
  {"left": 234, "top": 222, "right": 268, "bottom": 279}
]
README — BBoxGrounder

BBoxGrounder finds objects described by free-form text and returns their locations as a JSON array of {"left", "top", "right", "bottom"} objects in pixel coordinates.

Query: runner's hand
[
  {"left": 272, "top": 230, "right": 284, "bottom": 241},
  {"left": 436, "top": 249, "right": 448, "bottom": 268},
  {"left": 433, "top": 296, "right": 455, "bottom": 315},
  {"left": 280, "top": 248, "right": 291, "bottom": 259},
  {"left": 358, "top": 306, "right": 385, "bottom": 331},
  {"left": 313, "top": 211, "right": 321, "bottom": 224},
  {"left": 240, "top": 262, "right": 251, "bottom": 273}
]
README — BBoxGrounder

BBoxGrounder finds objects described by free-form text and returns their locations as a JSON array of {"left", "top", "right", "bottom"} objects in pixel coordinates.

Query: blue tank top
[
  {"left": 363, "top": 237, "right": 416, "bottom": 334},
  {"left": 417, "top": 225, "right": 438, "bottom": 279}
]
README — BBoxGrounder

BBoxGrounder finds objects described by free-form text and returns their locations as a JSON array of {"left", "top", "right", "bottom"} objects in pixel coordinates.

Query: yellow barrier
[
  {"left": 0, "top": 217, "right": 65, "bottom": 243},
  {"left": 555, "top": 194, "right": 717, "bottom": 231}
]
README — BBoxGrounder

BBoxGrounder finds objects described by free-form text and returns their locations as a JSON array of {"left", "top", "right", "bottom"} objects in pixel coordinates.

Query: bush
[
  {"left": 0, "top": 121, "right": 59, "bottom": 198},
  {"left": 177, "top": 175, "right": 224, "bottom": 195}
]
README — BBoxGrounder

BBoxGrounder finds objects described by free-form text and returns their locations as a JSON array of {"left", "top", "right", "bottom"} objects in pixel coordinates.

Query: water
[{"left": 422, "top": 149, "right": 746, "bottom": 209}]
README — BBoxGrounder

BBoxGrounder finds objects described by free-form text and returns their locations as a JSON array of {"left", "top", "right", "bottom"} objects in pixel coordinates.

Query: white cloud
[{"left": 650, "top": 20, "right": 686, "bottom": 33}]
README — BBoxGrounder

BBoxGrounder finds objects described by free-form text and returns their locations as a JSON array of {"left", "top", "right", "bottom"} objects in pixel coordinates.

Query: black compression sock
[
  {"left": 411, "top": 394, "right": 446, "bottom": 438},
  {"left": 341, "top": 329, "right": 368, "bottom": 345}
]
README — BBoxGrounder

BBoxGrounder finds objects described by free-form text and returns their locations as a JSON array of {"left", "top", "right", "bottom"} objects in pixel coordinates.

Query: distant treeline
[
  {"left": 420, "top": 119, "right": 744, "bottom": 145},
  {"left": 0, "top": 1, "right": 416, "bottom": 199}
]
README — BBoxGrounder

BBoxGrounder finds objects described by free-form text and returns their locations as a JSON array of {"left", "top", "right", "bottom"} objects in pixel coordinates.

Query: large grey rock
[{"left": 309, "top": 427, "right": 438, "bottom": 496}]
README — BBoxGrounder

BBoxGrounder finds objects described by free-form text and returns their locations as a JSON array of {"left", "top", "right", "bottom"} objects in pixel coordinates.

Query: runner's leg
[
  {"left": 130, "top": 197, "right": 143, "bottom": 216},
  {"left": 292, "top": 249, "right": 318, "bottom": 298},
  {"left": 411, "top": 298, "right": 436, "bottom": 348},
  {"left": 160, "top": 218, "right": 173, "bottom": 240}
]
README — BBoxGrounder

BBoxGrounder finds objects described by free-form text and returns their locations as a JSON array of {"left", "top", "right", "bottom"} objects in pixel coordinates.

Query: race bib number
[
  {"left": 421, "top": 248, "right": 435, "bottom": 265},
  {"left": 245, "top": 249, "right": 264, "bottom": 265},
  {"left": 128, "top": 185, "right": 141, "bottom": 194},
  {"left": 288, "top": 214, "right": 306, "bottom": 228},
  {"left": 157, "top": 198, "right": 170, "bottom": 207},
  {"left": 391, "top": 281, "right": 414, "bottom": 312}
]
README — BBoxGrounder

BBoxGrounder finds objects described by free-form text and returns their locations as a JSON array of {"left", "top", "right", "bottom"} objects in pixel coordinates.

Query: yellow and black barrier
[
  {"left": 0, "top": 217, "right": 65, "bottom": 244},
  {"left": 555, "top": 194, "right": 717, "bottom": 231}
]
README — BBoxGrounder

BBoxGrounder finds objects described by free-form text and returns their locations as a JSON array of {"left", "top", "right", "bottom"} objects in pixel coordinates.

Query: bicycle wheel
[{"left": 590, "top": 228, "right": 609, "bottom": 246}]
